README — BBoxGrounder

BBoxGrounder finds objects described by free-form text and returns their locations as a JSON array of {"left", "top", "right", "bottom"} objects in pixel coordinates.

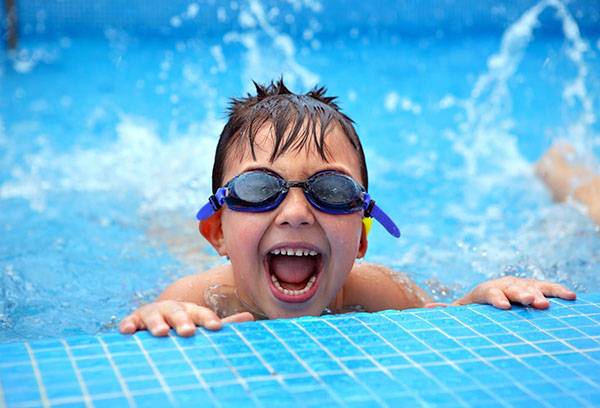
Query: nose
[{"left": 274, "top": 187, "right": 315, "bottom": 228}]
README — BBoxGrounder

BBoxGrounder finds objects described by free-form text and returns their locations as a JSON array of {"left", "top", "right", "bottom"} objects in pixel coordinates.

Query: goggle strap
[
  {"left": 196, "top": 188, "right": 227, "bottom": 220},
  {"left": 369, "top": 202, "right": 401, "bottom": 238}
]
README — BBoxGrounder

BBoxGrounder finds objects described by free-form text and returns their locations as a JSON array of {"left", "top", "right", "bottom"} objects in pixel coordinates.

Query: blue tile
[
  {"left": 288, "top": 388, "right": 338, "bottom": 404},
  {"left": 202, "top": 369, "right": 237, "bottom": 384},
  {"left": 459, "top": 337, "right": 493, "bottom": 348},
  {"left": 283, "top": 376, "right": 321, "bottom": 391},
  {"left": 271, "top": 361, "right": 306, "bottom": 374},
  {"left": 533, "top": 318, "right": 568, "bottom": 330},
  {"left": 342, "top": 358, "right": 376, "bottom": 370},
  {"left": 439, "top": 348, "right": 477, "bottom": 361},
  {"left": 375, "top": 355, "right": 410, "bottom": 368},
  {"left": 246, "top": 379, "right": 286, "bottom": 395},
  {"left": 75, "top": 356, "right": 112, "bottom": 370},
  {"left": 578, "top": 325, "right": 600, "bottom": 336},
  {"left": 171, "top": 388, "right": 216, "bottom": 407},
  {"left": 320, "top": 374, "right": 369, "bottom": 400},
  {"left": 46, "top": 384, "right": 83, "bottom": 400},
  {"left": 163, "top": 373, "right": 201, "bottom": 388},
  {"left": 409, "top": 352, "right": 443, "bottom": 364},
  {"left": 389, "top": 367, "right": 438, "bottom": 388},
  {"left": 419, "top": 391, "right": 462, "bottom": 405},
  {"left": 565, "top": 338, "right": 600, "bottom": 350},
  {"left": 308, "top": 359, "right": 344, "bottom": 373},
  {"left": 473, "top": 346, "right": 509, "bottom": 358},
  {"left": 1, "top": 374, "right": 39, "bottom": 390},
  {"left": 360, "top": 344, "right": 396, "bottom": 356},
  {"left": 237, "top": 366, "right": 272, "bottom": 378},
  {"left": 71, "top": 345, "right": 105, "bottom": 358},
  {"left": 126, "top": 377, "right": 162, "bottom": 391},
  {"left": 86, "top": 379, "right": 123, "bottom": 394},
  {"left": 485, "top": 384, "right": 530, "bottom": 400},
  {"left": 503, "top": 343, "right": 538, "bottom": 355},
  {"left": 133, "top": 392, "right": 173, "bottom": 407},
  {"left": 210, "top": 383, "right": 248, "bottom": 400},
  {"left": 524, "top": 381, "right": 563, "bottom": 395},
  {"left": 384, "top": 339, "right": 428, "bottom": 353},
  {"left": 80, "top": 367, "right": 117, "bottom": 383},
  {"left": 295, "top": 349, "right": 330, "bottom": 361},
  {"left": 4, "top": 388, "right": 41, "bottom": 405},
  {"left": 92, "top": 396, "right": 134, "bottom": 408},
  {"left": 560, "top": 316, "right": 598, "bottom": 327},
  {"left": 381, "top": 394, "right": 421, "bottom": 406},
  {"left": 155, "top": 361, "right": 192, "bottom": 375}
]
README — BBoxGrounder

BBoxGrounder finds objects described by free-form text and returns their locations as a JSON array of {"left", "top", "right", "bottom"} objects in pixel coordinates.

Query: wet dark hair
[{"left": 212, "top": 79, "right": 368, "bottom": 193}]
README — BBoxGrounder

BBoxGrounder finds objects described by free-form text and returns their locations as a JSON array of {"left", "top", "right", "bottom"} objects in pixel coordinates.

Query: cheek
[
  {"left": 221, "top": 211, "right": 267, "bottom": 257},
  {"left": 322, "top": 214, "right": 363, "bottom": 255}
]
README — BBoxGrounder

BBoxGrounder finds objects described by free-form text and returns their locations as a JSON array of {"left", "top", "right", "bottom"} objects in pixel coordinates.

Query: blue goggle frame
[{"left": 196, "top": 170, "right": 400, "bottom": 238}]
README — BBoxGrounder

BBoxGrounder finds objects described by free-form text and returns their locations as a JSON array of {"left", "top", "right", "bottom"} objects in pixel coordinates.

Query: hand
[
  {"left": 119, "top": 301, "right": 254, "bottom": 337},
  {"left": 453, "top": 277, "right": 576, "bottom": 310}
]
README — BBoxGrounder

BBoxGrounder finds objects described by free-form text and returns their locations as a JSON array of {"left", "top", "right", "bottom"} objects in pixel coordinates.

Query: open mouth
[{"left": 265, "top": 246, "right": 322, "bottom": 303}]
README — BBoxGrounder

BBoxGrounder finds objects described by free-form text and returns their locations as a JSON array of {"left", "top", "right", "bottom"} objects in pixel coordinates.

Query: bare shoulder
[
  {"left": 157, "top": 264, "right": 235, "bottom": 305},
  {"left": 339, "top": 262, "right": 431, "bottom": 312}
]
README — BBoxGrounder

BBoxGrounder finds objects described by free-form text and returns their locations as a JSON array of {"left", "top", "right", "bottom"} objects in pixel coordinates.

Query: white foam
[{"left": 0, "top": 115, "right": 223, "bottom": 215}]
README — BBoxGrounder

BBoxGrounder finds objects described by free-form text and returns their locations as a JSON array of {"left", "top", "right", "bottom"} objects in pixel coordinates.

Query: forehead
[{"left": 222, "top": 122, "right": 363, "bottom": 182}]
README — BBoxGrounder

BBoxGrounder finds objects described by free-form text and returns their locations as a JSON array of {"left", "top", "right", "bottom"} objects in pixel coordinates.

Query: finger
[
  {"left": 486, "top": 287, "right": 511, "bottom": 309},
  {"left": 536, "top": 281, "right": 577, "bottom": 300},
  {"left": 222, "top": 312, "right": 255, "bottom": 323},
  {"left": 184, "top": 304, "right": 223, "bottom": 331},
  {"left": 424, "top": 302, "right": 449, "bottom": 308},
  {"left": 141, "top": 310, "right": 171, "bottom": 337},
  {"left": 503, "top": 284, "right": 536, "bottom": 306},
  {"left": 119, "top": 314, "right": 143, "bottom": 334},
  {"left": 160, "top": 302, "right": 197, "bottom": 337},
  {"left": 529, "top": 287, "right": 550, "bottom": 310}
]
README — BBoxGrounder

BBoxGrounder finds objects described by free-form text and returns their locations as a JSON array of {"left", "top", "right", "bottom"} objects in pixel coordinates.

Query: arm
[
  {"left": 119, "top": 264, "right": 253, "bottom": 336},
  {"left": 336, "top": 262, "right": 432, "bottom": 312},
  {"left": 536, "top": 143, "right": 600, "bottom": 225}
]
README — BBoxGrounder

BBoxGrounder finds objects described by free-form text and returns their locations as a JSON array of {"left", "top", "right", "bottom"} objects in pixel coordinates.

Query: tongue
[{"left": 270, "top": 255, "right": 317, "bottom": 289}]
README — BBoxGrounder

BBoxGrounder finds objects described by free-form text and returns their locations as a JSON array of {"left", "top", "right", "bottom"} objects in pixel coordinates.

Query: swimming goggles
[{"left": 196, "top": 170, "right": 400, "bottom": 237}]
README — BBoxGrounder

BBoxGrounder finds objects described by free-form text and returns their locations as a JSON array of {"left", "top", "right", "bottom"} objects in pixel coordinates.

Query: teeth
[
  {"left": 270, "top": 272, "right": 317, "bottom": 296},
  {"left": 270, "top": 248, "right": 319, "bottom": 256}
]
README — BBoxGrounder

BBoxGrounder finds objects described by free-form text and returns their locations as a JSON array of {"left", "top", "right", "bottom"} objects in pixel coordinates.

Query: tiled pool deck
[{"left": 1, "top": 294, "right": 600, "bottom": 407}]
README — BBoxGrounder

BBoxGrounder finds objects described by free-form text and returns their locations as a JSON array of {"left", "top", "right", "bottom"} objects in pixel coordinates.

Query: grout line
[
  {"left": 131, "top": 336, "right": 175, "bottom": 405},
  {"left": 292, "top": 320, "right": 388, "bottom": 406},
  {"left": 23, "top": 343, "right": 50, "bottom": 408},
  {"left": 169, "top": 335, "right": 221, "bottom": 406},
  {"left": 61, "top": 339, "right": 93, "bottom": 408},
  {"left": 97, "top": 337, "right": 136, "bottom": 407}
]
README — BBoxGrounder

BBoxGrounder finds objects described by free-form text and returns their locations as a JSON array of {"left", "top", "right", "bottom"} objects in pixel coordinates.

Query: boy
[{"left": 120, "top": 80, "right": 576, "bottom": 337}]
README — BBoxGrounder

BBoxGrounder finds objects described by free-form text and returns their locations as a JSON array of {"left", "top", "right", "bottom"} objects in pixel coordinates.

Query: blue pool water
[{"left": 1, "top": 0, "right": 600, "bottom": 343}]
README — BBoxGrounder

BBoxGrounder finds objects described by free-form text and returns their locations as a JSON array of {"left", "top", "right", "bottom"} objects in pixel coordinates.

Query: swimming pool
[{"left": 1, "top": 0, "right": 600, "bottom": 344}]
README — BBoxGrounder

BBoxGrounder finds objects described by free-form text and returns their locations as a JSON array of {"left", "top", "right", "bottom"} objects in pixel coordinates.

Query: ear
[
  {"left": 357, "top": 220, "right": 369, "bottom": 258},
  {"left": 199, "top": 210, "right": 228, "bottom": 257}
]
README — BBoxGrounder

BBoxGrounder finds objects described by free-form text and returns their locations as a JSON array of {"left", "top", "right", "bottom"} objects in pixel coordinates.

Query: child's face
[{"left": 206, "top": 124, "right": 368, "bottom": 318}]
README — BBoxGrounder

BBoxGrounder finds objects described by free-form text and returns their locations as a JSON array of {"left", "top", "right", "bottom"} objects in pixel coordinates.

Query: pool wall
[
  {"left": 2, "top": 296, "right": 600, "bottom": 407},
  {"left": 3, "top": 0, "right": 600, "bottom": 42}
]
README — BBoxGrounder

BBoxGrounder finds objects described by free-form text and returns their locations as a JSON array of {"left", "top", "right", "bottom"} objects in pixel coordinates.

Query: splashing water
[{"left": 1, "top": 0, "right": 599, "bottom": 340}]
